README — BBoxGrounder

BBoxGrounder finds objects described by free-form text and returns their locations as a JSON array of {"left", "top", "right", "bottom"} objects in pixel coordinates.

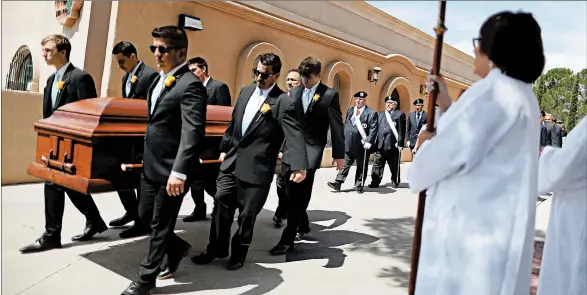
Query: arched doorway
[{"left": 5, "top": 45, "right": 33, "bottom": 91}]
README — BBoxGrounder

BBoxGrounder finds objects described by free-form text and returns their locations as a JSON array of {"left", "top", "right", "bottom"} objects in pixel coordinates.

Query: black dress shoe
[
  {"left": 226, "top": 256, "right": 245, "bottom": 270},
  {"left": 121, "top": 281, "right": 155, "bottom": 295},
  {"left": 327, "top": 181, "right": 341, "bottom": 191},
  {"left": 19, "top": 239, "right": 62, "bottom": 253},
  {"left": 368, "top": 183, "right": 379, "bottom": 188},
  {"left": 119, "top": 224, "right": 148, "bottom": 239},
  {"left": 269, "top": 244, "right": 294, "bottom": 255},
  {"left": 109, "top": 214, "right": 134, "bottom": 227},
  {"left": 272, "top": 215, "right": 285, "bottom": 228},
  {"left": 157, "top": 244, "right": 191, "bottom": 280},
  {"left": 357, "top": 186, "right": 364, "bottom": 194},
  {"left": 182, "top": 209, "right": 207, "bottom": 222},
  {"left": 71, "top": 222, "right": 108, "bottom": 241},
  {"left": 191, "top": 249, "right": 227, "bottom": 265}
]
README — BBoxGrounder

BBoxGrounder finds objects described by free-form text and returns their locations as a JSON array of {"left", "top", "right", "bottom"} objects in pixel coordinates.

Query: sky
[{"left": 367, "top": 1, "right": 587, "bottom": 73}]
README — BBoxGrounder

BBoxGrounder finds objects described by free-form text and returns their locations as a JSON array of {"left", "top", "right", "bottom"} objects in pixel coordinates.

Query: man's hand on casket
[
  {"left": 166, "top": 175, "right": 185, "bottom": 196},
  {"left": 219, "top": 152, "right": 226, "bottom": 161}
]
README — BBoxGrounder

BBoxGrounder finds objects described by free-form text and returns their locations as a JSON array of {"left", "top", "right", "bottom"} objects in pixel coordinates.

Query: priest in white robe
[
  {"left": 408, "top": 11, "right": 546, "bottom": 295},
  {"left": 536, "top": 116, "right": 587, "bottom": 295}
]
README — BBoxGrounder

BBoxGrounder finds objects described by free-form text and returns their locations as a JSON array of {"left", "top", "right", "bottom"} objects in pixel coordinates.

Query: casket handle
[
  {"left": 40, "top": 155, "right": 75, "bottom": 173},
  {"left": 120, "top": 159, "right": 221, "bottom": 172}
]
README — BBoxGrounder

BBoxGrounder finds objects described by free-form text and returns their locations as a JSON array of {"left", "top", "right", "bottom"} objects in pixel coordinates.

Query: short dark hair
[
  {"left": 479, "top": 11, "right": 545, "bottom": 83},
  {"left": 256, "top": 53, "right": 282, "bottom": 74},
  {"left": 540, "top": 109, "right": 546, "bottom": 117},
  {"left": 151, "top": 25, "right": 188, "bottom": 49},
  {"left": 288, "top": 68, "right": 299, "bottom": 74},
  {"left": 188, "top": 57, "right": 208, "bottom": 72},
  {"left": 112, "top": 41, "right": 137, "bottom": 57},
  {"left": 298, "top": 56, "right": 321, "bottom": 77},
  {"left": 41, "top": 34, "right": 71, "bottom": 60}
]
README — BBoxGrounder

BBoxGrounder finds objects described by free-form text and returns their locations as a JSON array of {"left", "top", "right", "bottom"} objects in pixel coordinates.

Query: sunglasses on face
[
  {"left": 472, "top": 37, "right": 481, "bottom": 48},
  {"left": 149, "top": 45, "right": 176, "bottom": 54},
  {"left": 252, "top": 68, "right": 274, "bottom": 80}
]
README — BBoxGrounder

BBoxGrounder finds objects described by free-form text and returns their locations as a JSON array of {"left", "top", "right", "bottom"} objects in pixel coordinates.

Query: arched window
[
  {"left": 5, "top": 46, "right": 33, "bottom": 91},
  {"left": 333, "top": 73, "right": 341, "bottom": 90}
]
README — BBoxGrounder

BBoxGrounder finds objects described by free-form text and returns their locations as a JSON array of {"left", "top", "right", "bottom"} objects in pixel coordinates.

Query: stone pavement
[{"left": 1, "top": 163, "right": 552, "bottom": 295}]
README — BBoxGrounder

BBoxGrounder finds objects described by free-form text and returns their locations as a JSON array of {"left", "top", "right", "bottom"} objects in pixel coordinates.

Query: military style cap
[
  {"left": 354, "top": 91, "right": 368, "bottom": 98},
  {"left": 384, "top": 95, "right": 399, "bottom": 103},
  {"left": 413, "top": 98, "right": 424, "bottom": 105}
]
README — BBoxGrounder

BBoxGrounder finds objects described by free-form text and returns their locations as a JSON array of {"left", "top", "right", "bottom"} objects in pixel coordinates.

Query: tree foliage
[{"left": 533, "top": 67, "right": 587, "bottom": 131}]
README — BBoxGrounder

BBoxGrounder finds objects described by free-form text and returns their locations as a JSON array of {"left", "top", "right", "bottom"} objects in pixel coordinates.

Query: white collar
[
  {"left": 55, "top": 62, "right": 71, "bottom": 79},
  {"left": 159, "top": 61, "right": 186, "bottom": 78},
  {"left": 256, "top": 83, "right": 276, "bottom": 97},
  {"left": 304, "top": 82, "right": 320, "bottom": 93},
  {"left": 354, "top": 105, "right": 366, "bottom": 113},
  {"left": 203, "top": 76, "right": 211, "bottom": 87},
  {"left": 129, "top": 61, "right": 142, "bottom": 77}
]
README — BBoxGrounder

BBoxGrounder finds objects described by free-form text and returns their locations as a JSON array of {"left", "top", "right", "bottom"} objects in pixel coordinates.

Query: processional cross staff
[{"left": 408, "top": 1, "right": 447, "bottom": 295}]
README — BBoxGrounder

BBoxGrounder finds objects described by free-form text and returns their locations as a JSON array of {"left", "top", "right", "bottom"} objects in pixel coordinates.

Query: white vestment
[
  {"left": 408, "top": 68, "right": 540, "bottom": 295},
  {"left": 536, "top": 116, "right": 587, "bottom": 295}
]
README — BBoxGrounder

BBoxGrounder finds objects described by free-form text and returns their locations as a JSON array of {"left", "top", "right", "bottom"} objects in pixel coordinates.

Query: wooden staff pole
[{"left": 408, "top": 1, "right": 447, "bottom": 294}]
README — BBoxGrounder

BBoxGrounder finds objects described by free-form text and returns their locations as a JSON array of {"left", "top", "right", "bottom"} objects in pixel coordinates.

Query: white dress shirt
[
  {"left": 125, "top": 61, "right": 143, "bottom": 97},
  {"left": 51, "top": 61, "right": 71, "bottom": 107},
  {"left": 203, "top": 76, "right": 211, "bottom": 87},
  {"left": 242, "top": 83, "right": 276, "bottom": 136},
  {"left": 302, "top": 82, "right": 320, "bottom": 113}
]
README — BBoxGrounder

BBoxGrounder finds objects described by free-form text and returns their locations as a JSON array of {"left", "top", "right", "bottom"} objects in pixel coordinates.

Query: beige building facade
[{"left": 1, "top": 1, "right": 478, "bottom": 185}]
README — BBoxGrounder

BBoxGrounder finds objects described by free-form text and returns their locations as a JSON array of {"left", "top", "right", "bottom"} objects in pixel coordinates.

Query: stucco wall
[{"left": 1, "top": 91, "right": 44, "bottom": 185}]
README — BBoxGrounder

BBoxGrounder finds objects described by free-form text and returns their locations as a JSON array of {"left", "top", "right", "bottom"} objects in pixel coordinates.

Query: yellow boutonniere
[
  {"left": 256, "top": 103, "right": 271, "bottom": 121},
  {"left": 312, "top": 94, "right": 320, "bottom": 102},
  {"left": 57, "top": 80, "right": 65, "bottom": 91},
  {"left": 130, "top": 75, "right": 137, "bottom": 84},
  {"left": 164, "top": 76, "right": 176, "bottom": 88}
]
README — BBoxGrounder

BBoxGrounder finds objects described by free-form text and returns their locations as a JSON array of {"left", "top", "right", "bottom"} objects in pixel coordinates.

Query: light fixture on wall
[
  {"left": 178, "top": 14, "right": 203, "bottom": 31},
  {"left": 367, "top": 66, "right": 382, "bottom": 84},
  {"left": 419, "top": 84, "right": 428, "bottom": 96}
]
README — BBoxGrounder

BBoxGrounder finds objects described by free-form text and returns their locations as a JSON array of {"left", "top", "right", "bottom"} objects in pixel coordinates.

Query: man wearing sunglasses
[
  {"left": 183, "top": 56, "right": 232, "bottom": 223},
  {"left": 121, "top": 26, "right": 208, "bottom": 295},
  {"left": 327, "top": 91, "right": 378, "bottom": 194},
  {"left": 109, "top": 41, "right": 158, "bottom": 239},
  {"left": 192, "top": 53, "right": 308, "bottom": 270},
  {"left": 269, "top": 56, "right": 345, "bottom": 255}
]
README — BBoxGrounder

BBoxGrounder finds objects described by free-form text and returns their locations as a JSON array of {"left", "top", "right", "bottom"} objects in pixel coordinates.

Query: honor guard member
[
  {"left": 328, "top": 91, "right": 378, "bottom": 193},
  {"left": 406, "top": 98, "right": 427, "bottom": 152},
  {"left": 369, "top": 95, "right": 406, "bottom": 188}
]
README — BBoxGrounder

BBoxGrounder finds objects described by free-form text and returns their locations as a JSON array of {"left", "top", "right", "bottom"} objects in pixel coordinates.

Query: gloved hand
[{"left": 363, "top": 142, "right": 371, "bottom": 149}]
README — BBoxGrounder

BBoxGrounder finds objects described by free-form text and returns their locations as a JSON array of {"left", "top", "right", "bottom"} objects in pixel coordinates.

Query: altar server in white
[
  {"left": 536, "top": 116, "right": 587, "bottom": 295},
  {"left": 408, "top": 11, "right": 546, "bottom": 295}
]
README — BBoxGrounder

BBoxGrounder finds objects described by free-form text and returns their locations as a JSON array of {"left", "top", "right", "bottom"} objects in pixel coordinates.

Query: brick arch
[
  {"left": 380, "top": 76, "right": 413, "bottom": 115},
  {"left": 323, "top": 61, "right": 355, "bottom": 113},
  {"left": 236, "top": 41, "right": 287, "bottom": 101}
]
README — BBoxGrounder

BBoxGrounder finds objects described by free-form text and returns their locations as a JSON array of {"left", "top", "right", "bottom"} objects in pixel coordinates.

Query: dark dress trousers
[{"left": 370, "top": 109, "right": 406, "bottom": 186}]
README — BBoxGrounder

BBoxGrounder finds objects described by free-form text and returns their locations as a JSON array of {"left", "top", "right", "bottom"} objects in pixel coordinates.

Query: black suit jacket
[
  {"left": 43, "top": 63, "right": 97, "bottom": 119},
  {"left": 143, "top": 64, "right": 208, "bottom": 184},
  {"left": 219, "top": 84, "right": 309, "bottom": 185},
  {"left": 406, "top": 111, "right": 427, "bottom": 145},
  {"left": 121, "top": 62, "right": 158, "bottom": 99},
  {"left": 205, "top": 77, "right": 232, "bottom": 106},
  {"left": 552, "top": 123, "right": 563, "bottom": 148},
  {"left": 282, "top": 83, "right": 345, "bottom": 169},
  {"left": 540, "top": 122, "right": 554, "bottom": 147},
  {"left": 344, "top": 105, "right": 378, "bottom": 153},
  {"left": 376, "top": 110, "right": 406, "bottom": 152}
]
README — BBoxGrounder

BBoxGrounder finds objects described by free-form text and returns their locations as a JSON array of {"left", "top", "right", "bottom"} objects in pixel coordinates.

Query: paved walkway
[{"left": 1, "top": 164, "right": 551, "bottom": 295}]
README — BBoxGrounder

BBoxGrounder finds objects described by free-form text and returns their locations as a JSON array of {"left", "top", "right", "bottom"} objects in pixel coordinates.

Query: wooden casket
[{"left": 27, "top": 97, "right": 232, "bottom": 194}]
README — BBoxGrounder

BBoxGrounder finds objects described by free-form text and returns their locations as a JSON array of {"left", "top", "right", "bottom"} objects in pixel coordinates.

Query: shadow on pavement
[{"left": 80, "top": 209, "right": 379, "bottom": 295}]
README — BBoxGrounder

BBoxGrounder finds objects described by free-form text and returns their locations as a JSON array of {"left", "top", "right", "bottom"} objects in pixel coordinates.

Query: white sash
[
  {"left": 384, "top": 111, "right": 399, "bottom": 141},
  {"left": 353, "top": 110, "right": 368, "bottom": 141}
]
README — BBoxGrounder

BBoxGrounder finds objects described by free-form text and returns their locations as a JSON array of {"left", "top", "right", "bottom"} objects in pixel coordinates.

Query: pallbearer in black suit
[
  {"left": 273, "top": 68, "right": 302, "bottom": 228},
  {"left": 269, "top": 56, "right": 345, "bottom": 255},
  {"left": 368, "top": 95, "right": 406, "bottom": 189},
  {"left": 121, "top": 26, "right": 208, "bottom": 295},
  {"left": 192, "top": 53, "right": 308, "bottom": 270},
  {"left": 406, "top": 98, "right": 427, "bottom": 152},
  {"left": 327, "top": 91, "right": 378, "bottom": 193},
  {"left": 20, "top": 35, "right": 108, "bottom": 254},
  {"left": 110, "top": 41, "right": 158, "bottom": 239},
  {"left": 184, "top": 56, "right": 232, "bottom": 222}
]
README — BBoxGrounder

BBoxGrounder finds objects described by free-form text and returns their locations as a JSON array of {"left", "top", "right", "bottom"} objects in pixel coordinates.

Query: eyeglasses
[
  {"left": 472, "top": 37, "right": 481, "bottom": 48},
  {"left": 286, "top": 78, "right": 299, "bottom": 82},
  {"left": 149, "top": 45, "right": 177, "bottom": 54},
  {"left": 252, "top": 68, "right": 274, "bottom": 80}
]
